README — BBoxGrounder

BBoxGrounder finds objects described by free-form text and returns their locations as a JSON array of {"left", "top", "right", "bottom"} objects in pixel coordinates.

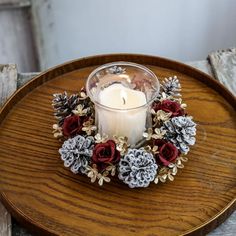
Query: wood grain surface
[{"left": 0, "top": 54, "right": 235, "bottom": 236}]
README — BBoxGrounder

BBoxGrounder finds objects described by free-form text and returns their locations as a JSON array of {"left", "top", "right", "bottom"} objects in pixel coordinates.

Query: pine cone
[
  {"left": 161, "top": 76, "right": 181, "bottom": 97},
  {"left": 107, "top": 65, "right": 126, "bottom": 74},
  {"left": 162, "top": 116, "right": 196, "bottom": 154},
  {"left": 118, "top": 149, "right": 158, "bottom": 188},
  {"left": 59, "top": 135, "right": 94, "bottom": 174},
  {"left": 52, "top": 92, "right": 79, "bottom": 126}
]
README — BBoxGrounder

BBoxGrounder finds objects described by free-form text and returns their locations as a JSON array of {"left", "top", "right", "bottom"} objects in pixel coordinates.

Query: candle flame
[
  {"left": 122, "top": 97, "right": 126, "bottom": 105},
  {"left": 120, "top": 90, "right": 127, "bottom": 105}
]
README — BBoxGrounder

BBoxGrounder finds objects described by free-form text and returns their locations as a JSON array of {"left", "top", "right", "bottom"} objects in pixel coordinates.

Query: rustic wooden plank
[
  {"left": 186, "top": 60, "right": 213, "bottom": 76},
  {"left": 17, "top": 72, "right": 39, "bottom": 88},
  {"left": 208, "top": 211, "right": 236, "bottom": 236},
  {"left": 208, "top": 48, "right": 236, "bottom": 96},
  {"left": 0, "top": 204, "right": 11, "bottom": 236},
  {"left": 0, "top": 64, "right": 16, "bottom": 236},
  {"left": 0, "top": 6, "right": 38, "bottom": 72},
  {"left": 0, "top": 64, "right": 17, "bottom": 106},
  {"left": 0, "top": 0, "right": 30, "bottom": 9}
]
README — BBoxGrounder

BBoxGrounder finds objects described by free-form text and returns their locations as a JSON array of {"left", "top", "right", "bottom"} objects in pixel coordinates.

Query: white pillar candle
[{"left": 97, "top": 83, "right": 147, "bottom": 145}]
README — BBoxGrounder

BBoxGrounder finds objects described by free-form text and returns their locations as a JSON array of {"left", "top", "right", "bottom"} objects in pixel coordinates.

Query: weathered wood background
[
  {"left": 208, "top": 48, "right": 236, "bottom": 95},
  {"left": 0, "top": 63, "right": 16, "bottom": 236},
  {"left": 0, "top": 0, "right": 38, "bottom": 72}
]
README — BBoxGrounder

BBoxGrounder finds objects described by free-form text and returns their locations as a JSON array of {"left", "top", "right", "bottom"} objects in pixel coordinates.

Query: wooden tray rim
[{"left": 0, "top": 53, "right": 235, "bottom": 236}]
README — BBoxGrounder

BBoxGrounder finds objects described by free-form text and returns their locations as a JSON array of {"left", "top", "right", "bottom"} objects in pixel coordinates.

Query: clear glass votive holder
[{"left": 86, "top": 61, "right": 160, "bottom": 145}]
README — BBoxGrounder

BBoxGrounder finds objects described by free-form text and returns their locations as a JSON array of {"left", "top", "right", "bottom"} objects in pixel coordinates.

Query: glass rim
[{"left": 86, "top": 61, "right": 160, "bottom": 112}]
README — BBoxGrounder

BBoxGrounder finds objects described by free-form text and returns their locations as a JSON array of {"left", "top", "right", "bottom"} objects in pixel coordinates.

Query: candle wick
[{"left": 122, "top": 97, "right": 126, "bottom": 105}]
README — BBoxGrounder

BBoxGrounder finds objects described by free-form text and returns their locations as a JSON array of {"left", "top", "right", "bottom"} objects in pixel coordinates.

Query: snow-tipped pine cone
[
  {"left": 118, "top": 149, "right": 158, "bottom": 188},
  {"left": 52, "top": 92, "right": 79, "bottom": 126},
  {"left": 162, "top": 116, "right": 196, "bottom": 154},
  {"left": 59, "top": 135, "right": 94, "bottom": 174}
]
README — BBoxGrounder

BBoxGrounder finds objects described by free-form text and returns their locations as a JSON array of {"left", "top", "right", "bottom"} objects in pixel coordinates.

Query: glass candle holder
[{"left": 86, "top": 62, "right": 160, "bottom": 145}]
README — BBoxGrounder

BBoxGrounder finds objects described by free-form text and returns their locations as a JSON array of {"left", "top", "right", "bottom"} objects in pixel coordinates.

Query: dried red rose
[
  {"left": 153, "top": 139, "right": 179, "bottom": 166},
  {"left": 153, "top": 139, "right": 167, "bottom": 149},
  {"left": 92, "top": 140, "right": 120, "bottom": 170},
  {"left": 132, "top": 74, "right": 152, "bottom": 90},
  {"left": 153, "top": 99, "right": 184, "bottom": 117},
  {"left": 62, "top": 115, "right": 87, "bottom": 137}
]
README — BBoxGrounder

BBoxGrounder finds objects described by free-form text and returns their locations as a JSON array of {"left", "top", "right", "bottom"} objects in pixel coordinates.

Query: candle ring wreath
[{"left": 52, "top": 75, "right": 196, "bottom": 188}]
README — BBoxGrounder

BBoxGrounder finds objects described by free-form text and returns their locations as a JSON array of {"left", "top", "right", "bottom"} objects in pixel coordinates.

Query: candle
[
  {"left": 86, "top": 62, "right": 160, "bottom": 146},
  {"left": 97, "top": 83, "right": 147, "bottom": 145}
]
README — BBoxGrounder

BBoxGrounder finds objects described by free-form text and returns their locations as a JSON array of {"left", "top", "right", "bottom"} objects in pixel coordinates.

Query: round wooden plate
[{"left": 0, "top": 54, "right": 235, "bottom": 236}]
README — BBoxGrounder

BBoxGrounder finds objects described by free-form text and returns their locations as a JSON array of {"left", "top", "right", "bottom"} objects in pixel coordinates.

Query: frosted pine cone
[
  {"left": 118, "top": 149, "right": 158, "bottom": 188},
  {"left": 59, "top": 135, "right": 94, "bottom": 174},
  {"left": 162, "top": 116, "right": 196, "bottom": 154},
  {"left": 107, "top": 65, "right": 126, "bottom": 74},
  {"left": 52, "top": 92, "right": 79, "bottom": 125},
  {"left": 161, "top": 76, "right": 181, "bottom": 97}
]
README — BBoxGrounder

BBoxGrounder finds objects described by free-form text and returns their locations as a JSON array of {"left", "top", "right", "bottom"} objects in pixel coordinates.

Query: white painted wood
[
  {"left": 0, "top": 5, "right": 38, "bottom": 72},
  {"left": 0, "top": 0, "right": 30, "bottom": 9},
  {"left": 186, "top": 60, "right": 213, "bottom": 76},
  {"left": 0, "top": 203, "right": 11, "bottom": 236},
  {"left": 17, "top": 72, "right": 38, "bottom": 88},
  {"left": 208, "top": 48, "right": 236, "bottom": 95},
  {"left": 0, "top": 64, "right": 17, "bottom": 106},
  {"left": 208, "top": 211, "right": 236, "bottom": 236},
  {"left": 0, "top": 63, "right": 16, "bottom": 236}
]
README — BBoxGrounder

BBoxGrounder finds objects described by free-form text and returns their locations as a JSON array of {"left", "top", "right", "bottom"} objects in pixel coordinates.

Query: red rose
[
  {"left": 159, "top": 143, "right": 179, "bottom": 166},
  {"left": 153, "top": 139, "right": 179, "bottom": 166},
  {"left": 92, "top": 140, "right": 120, "bottom": 170},
  {"left": 153, "top": 99, "right": 184, "bottom": 117},
  {"left": 153, "top": 139, "right": 167, "bottom": 149},
  {"left": 62, "top": 115, "right": 86, "bottom": 137}
]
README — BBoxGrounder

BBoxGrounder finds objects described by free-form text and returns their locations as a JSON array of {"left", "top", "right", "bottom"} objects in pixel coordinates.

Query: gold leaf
[
  {"left": 91, "top": 176, "right": 97, "bottom": 183},
  {"left": 52, "top": 124, "right": 63, "bottom": 139},
  {"left": 154, "top": 177, "right": 159, "bottom": 184},
  {"left": 151, "top": 134, "right": 159, "bottom": 139},
  {"left": 152, "top": 145, "right": 159, "bottom": 154},
  {"left": 98, "top": 178, "right": 104, "bottom": 186},
  {"left": 52, "top": 124, "right": 59, "bottom": 129},
  {"left": 177, "top": 163, "right": 184, "bottom": 169},
  {"left": 172, "top": 166, "right": 178, "bottom": 175},
  {"left": 144, "top": 145, "right": 152, "bottom": 152},
  {"left": 168, "top": 163, "right": 175, "bottom": 168},
  {"left": 53, "top": 132, "right": 63, "bottom": 138},
  {"left": 177, "top": 159, "right": 182, "bottom": 165},
  {"left": 87, "top": 171, "right": 94, "bottom": 178},
  {"left": 103, "top": 171, "right": 109, "bottom": 176},
  {"left": 72, "top": 104, "right": 88, "bottom": 116},
  {"left": 95, "top": 133, "right": 108, "bottom": 143},
  {"left": 160, "top": 176, "right": 166, "bottom": 183},
  {"left": 180, "top": 156, "right": 188, "bottom": 162},
  {"left": 103, "top": 176, "right": 111, "bottom": 183},
  {"left": 106, "top": 165, "right": 113, "bottom": 171},
  {"left": 111, "top": 167, "right": 116, "bottom": 176},
  {"left": 168, "top": 173, "right": 174, "bottom": 181}
]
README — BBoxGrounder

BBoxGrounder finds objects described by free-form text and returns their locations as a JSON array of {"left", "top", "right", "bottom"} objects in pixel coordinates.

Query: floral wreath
[{"left": 52, "top": 76, "right": 196, "bottom": 188}]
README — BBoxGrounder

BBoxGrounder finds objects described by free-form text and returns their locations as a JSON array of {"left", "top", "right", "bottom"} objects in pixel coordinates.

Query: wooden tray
[{"left": 0, "top": 54, "right": 235, "bottom": 236}]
